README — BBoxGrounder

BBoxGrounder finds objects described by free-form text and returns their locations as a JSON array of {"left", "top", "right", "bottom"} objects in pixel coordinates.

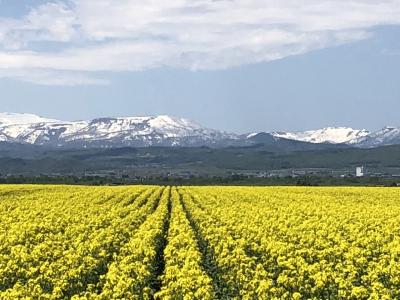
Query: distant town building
[{"left": 356, "top": 166, "right": 365, "bottom": 177}]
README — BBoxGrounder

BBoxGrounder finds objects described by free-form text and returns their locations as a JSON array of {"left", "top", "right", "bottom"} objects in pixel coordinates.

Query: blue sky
[{"left": 0, "top": 1, "right": 399, "bottom": 133}]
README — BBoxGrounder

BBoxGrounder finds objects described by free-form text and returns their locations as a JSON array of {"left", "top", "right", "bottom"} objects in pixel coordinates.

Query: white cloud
[
  {"left": 0, "top": 2, "right": 77, "bottom": 49},
  {"left": 0, "top": 0, "right": 399, "bottom": 85},
  {"left": 0, "top": 69, "right": 109, "bottom": 86}
]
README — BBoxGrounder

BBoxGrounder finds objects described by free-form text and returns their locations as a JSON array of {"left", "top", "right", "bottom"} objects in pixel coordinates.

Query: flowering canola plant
[{"left": 0, "top": 185, "right": 399, "bottom": 299}]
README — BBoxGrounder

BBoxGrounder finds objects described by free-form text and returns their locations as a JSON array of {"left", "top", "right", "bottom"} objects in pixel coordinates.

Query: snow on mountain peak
[
  {"left": 352, "top": 126, "right": 400, "bottom": 148},
  {"left": 382, "top": 126, "right": 397, "bottom": 131},
  {"left": 0, "top": 113, "right": 233, "bottom": 147},
  {"left": 0, "top": 112, "right": 398, "bottom": 149},
  {"left": 147, "top": 115, "right": 203, "bottom": 136},
  {"left": 272, "top": 127, "right": 370, "bottom": 144},
  {"left": 0, "top": 112, "right": 59, "bottom": 126},
  {"left": 246, "top": 132, "right": 259, "bottom": 139}
]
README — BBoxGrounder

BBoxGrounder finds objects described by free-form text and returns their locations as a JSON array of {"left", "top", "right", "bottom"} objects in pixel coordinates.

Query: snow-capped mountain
[
  {"left": 255, "top": 126, "right": 400, "bottom": 148},
  {"left": 0, "top": 113, "right": 238, "bottom": 147},
  {"left": 271, "top": 127, "right": 370, "bottom": 144},
  {"left": 0, "top": 112, "right": 59, "bottom": 126},
  {"left": 0, "top": 113, "right": 399, "bottom": 149},
  {"left": 350, "top": 126, "right": 400, "bottom": 148}
]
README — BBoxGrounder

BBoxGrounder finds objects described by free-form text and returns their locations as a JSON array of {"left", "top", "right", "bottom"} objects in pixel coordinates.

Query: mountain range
[{"left": 0, "top": 112, "right": 398, "bottom": 149}]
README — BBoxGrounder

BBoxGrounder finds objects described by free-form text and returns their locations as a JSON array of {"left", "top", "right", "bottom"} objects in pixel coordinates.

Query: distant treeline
[
  {"left": 2, "top": 143, "right": 400, "bottom": 176},
  {"left": 0, "top": 175, "right": 399, "bottom": 187}
]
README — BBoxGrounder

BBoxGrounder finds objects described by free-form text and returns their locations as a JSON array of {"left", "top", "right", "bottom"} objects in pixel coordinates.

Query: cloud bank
[{"left": 0, "top": 0, "right": 399, "bottom": 85}]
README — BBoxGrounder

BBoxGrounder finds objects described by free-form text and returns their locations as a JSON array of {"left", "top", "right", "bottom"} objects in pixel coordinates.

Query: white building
[{"left": 356, "top": 166, "right": 365, "bottom": 177}]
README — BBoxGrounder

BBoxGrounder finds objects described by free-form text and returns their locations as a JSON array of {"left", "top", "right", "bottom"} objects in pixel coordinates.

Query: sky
[{"left": 0, "top": 1, "right": 399, "bottom": 133}]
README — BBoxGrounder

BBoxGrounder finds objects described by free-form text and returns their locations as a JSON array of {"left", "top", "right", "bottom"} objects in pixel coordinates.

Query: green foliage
[{"left": 2, "top": 143, "right": 400, "bottom": 177}]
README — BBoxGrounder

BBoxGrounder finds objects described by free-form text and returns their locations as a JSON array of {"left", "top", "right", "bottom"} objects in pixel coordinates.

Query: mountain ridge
[
  {"left": 0, "top": 113, "right": 239, "bottom": 148},
  {"left": 271, "top": 127, "right": 370, "bottom": 144},
  {"left": 0, "top": 112, "right": 398, "bottom": 149}
]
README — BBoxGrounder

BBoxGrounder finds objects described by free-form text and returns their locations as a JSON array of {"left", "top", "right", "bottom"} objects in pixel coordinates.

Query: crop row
[{"left": 0, "top": 185, "right": 399, "bottom": 299}]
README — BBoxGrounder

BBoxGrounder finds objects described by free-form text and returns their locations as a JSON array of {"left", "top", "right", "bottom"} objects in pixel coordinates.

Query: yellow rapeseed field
[{"left": 0, "top": 185, "right": 399, "bottom": 299}]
